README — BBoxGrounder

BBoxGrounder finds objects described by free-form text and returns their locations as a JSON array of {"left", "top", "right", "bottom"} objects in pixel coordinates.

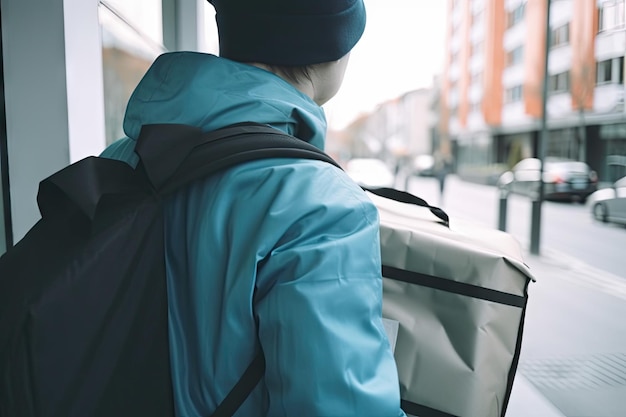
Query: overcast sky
[{"left": 323, "top": 0, "right": 448, "bottom": 129}]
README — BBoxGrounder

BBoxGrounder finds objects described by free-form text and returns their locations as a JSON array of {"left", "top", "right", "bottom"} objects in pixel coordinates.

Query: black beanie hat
[{"left": 208, "top": 0, "right": 366, "bottom": 66}]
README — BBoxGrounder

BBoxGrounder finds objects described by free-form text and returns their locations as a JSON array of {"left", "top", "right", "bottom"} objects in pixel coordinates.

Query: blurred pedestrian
[
  {"left": 100, "top": 0, "right": 405, "bottom": 416},
  {"left": 435, "top": 150, "right": 453, "bottom": 205}
]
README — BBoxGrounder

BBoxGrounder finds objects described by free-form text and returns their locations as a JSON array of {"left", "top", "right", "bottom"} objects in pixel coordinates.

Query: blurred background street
[{"left": 403, "top": 173, "right": 626, "bottom": 417}]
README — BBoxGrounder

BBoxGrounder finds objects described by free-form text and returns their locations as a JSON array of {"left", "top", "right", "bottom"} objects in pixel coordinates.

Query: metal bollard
[{"left": 498, "top": 187, "right": 508, "bottom": 232}]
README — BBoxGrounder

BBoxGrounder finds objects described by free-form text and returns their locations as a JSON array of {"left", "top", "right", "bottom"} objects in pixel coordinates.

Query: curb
[{"left": 507, "top": 374, "right": 566, "bottom": 417}]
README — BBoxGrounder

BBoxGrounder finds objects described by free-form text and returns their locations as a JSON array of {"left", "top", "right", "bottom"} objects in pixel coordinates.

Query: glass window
[
  {"left": 506, "top": 46, "right": 524, "bottom": 67},
  {"left": 451, "top": 50, "right": 459, "bottom": 65},
  {"left": 450, "top": 103, "right": 459, "bottom": 117},
  {"left": 99, "top": 0, "right": 166, "bottom": 146},
  {"left": 505, "top": 85, "right": 523, "bottom": 103},
  {"left": 101, "top": 0, "right": 163, "bottom": 45},
  {"left": 471, "top": 72, "right": 482, "bottom": 86},
  {"left": 507, "top": 3, "right": 526, "bottom": 28},
  {"left": 550, "top": 23, "right": 570, "bottom": 48},
  {"left": 599, "top": 0, "right": 626, "bottom": 31},
  {"left": 597, "top": 59, "right": 613, "bottom": 83},
  {"left": 596, "top": 57, "right": 624, "bottom": 84},
  {"left": 472, "top": 8, "right": 485, "bottom": 27},
  {"left": 548, "top": 71, "right": 570, "bottom": 93},
  {"left": 600, "top": 123, "right": 626, "bottom": 139},
  {"left": 471, "top": 40, "right": 484, "bottom": 57}
]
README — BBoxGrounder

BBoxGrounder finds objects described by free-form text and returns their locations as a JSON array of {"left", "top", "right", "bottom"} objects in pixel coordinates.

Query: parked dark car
[
  {"left": 497, "top": 157, "right": 598, "bottom": 203},
  {"left": 587, "top": 176, "right": 626, "bottom": 225}
]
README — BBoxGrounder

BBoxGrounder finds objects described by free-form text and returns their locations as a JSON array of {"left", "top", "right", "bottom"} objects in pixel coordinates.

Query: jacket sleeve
[{"left": 254, "top": 170, "right": 406, "bottom": 417}]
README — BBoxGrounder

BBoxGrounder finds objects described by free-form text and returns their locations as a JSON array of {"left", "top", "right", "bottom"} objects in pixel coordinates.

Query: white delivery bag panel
[{"left": 366, "top": 190, "right": 535, "bottom": 417}]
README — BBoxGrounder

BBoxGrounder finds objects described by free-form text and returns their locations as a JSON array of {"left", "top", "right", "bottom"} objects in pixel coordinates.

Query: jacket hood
[{"left": 122, "top": 52, "right": 328, "bottom": 149}]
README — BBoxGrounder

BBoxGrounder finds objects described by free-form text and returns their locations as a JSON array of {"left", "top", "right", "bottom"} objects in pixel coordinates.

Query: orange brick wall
[
  {"left": 439, "top": 0, "right": 454, "bottom": 140},
  {"left": 482, "top": 0, "right": 505, "bottom": 125},
  {"left": 523, "top": 0, "right": 548, "bottom": 118},
  {"left": 570, "top": 0, "right": 598, "bottom": 111},
  {"left": 458, "top": 0, "right": 472, "bottom": 127}
]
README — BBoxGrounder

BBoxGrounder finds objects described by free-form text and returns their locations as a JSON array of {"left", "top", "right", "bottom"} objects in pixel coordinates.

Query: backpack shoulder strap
[
  {"left": 211, "top": 353, "right": 265, "bottom": 417},
  {"left": 135, "top": 122, "right": 341, "bottom": 195},
  {"left": 36, "top": 156, "right": 145, "bottom": 222}
]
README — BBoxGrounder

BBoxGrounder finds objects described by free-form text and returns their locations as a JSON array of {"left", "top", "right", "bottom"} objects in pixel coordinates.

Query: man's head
[{"left": 208, "top": 0, "right": 366, "bottom": 67}]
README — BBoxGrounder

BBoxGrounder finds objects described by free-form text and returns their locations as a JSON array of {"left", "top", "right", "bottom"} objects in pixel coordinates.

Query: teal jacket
[{"left": 101, "top": 52, "right": 404, "bottom": 417}]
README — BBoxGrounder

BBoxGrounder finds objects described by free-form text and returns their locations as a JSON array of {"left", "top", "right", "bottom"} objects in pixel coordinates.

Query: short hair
[{"left": 268, "top": 65, "right": 313, "bottom": 85}]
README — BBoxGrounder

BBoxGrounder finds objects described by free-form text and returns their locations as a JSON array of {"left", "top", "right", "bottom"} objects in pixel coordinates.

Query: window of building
[
  {"left": 550, "top": 23, "right": 570, "bottom": 48},
  {"left": 470, "top": 101, "right": 482, "bottom": 113},
  {"left": 450, "top": 50, "right": 460, "bottom": 65},
  {"left": 99, "top": 0, "right": 165, "bottom": 146},
  {"left": 471, "top": 40, "right": 484, "bottom": 57},
  {"left": 449, "top": 104, "right": 459, "bottom": 118},
  {"left": 597, "top": 59, "right": 612, "bottom": 83},
  {"left": 599, "top": 0, "right": 626, "bottom": 31},
  {"left": 472, "top": 8, "right": 485, "bottom": 27},
  {"left": 471, "top": 72, "right": 482, "bottom": 87},
  {"left": 548, "top": 71, "right": 570, "bottom": 93},
  {"left": 506, "top": 46, "right": 524, "bottom": 67},
  {"left": 507, "top": 3, "right": 526, "bottom": 28},
  {"left": 596, "top": 57, "right": 625, "bottom": 84},
  {"left": 101, "top": 0, "right": 163, "bottom": 45},
  {"left": 451, "top": 24, "right": 457, "bottom": 38},
  {"left": 449, "top": 79, "right": 458, "bottom": 90},
  {"left": 505, "top": 85, "right": 523, "bottom": 103}
]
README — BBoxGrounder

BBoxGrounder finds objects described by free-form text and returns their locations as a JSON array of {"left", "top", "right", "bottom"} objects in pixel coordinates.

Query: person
[
  {"left": 101, "top": 0, "right": 405, "bottom": 416},
  {"left": 434, "top": 150, "right": 453, "bottom": 206}
]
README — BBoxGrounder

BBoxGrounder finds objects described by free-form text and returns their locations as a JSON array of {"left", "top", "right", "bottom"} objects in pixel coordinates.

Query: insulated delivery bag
[{"left": 369, "top": 189, "right": 536, "bottom": 417}]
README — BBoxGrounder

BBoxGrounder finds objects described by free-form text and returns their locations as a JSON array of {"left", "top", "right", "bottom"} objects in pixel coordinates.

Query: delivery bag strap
[{"left": 362, "top": 186, "right": 450, "bottom": 227}]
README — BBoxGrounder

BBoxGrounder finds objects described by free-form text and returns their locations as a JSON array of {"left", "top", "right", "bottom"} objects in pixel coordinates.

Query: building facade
[
  {"left": 441, "top": 0, "right": 626, "bottom": 184},
  {"left": 333, "top": 88, "right": 437, "bottom": 175},
  {"left": 0, "top": 0, "right": 218, "bottom": 254}
]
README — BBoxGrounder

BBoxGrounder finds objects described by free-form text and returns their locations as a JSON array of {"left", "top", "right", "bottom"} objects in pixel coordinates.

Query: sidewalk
[
  {"left": 507, "top": 374, "right": 565, "bottom": 417},
  {"left": 505, "top": 245, "right": 626, "bottom": 417},
  {"left": 504, "top": 249, "right": 568, "bottom": 417}
]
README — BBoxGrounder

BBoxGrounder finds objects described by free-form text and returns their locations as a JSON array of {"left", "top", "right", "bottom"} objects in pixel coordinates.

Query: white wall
[
  {"left": 1, "top": 0, "right": 105, "bottom": 242},
  {"left": 550, "top": 0, "right": 573, "bottom": 27},
  {"left": 594, "top": 84, "right": 624, "bottom": 113},
  {"left": 65, "top": 0, "right": 107, "bottom": 163},
  {"left": 596, "top": 30, "right": 626, "bottom": 61},
  {"left": 548, "top": 46, "right": 572, "bottom": 75}
]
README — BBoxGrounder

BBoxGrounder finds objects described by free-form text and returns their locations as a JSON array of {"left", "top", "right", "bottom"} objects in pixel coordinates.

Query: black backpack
[{"left": 0, "top": 123, "right": 340, "bottom": 417}]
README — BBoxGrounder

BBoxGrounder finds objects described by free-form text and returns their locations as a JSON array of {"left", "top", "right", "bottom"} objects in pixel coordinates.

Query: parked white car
[
  {"left": 345, "top": 158, "right": 395, "bottom": 188},
  {"left": 587, "top": 176, "right": 626, "bottom": 226}
]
